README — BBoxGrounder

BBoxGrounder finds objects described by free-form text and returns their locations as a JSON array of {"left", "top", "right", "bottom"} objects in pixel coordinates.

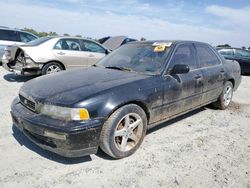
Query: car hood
[{"left": 20, "top": 67, "right": 149, "bottom": 106}]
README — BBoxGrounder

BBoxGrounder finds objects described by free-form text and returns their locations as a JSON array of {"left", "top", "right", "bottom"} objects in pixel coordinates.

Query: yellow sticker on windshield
[
  {"left": 152, "top": 42, "right": 172, "bottom": 52},
  {"left": 154, "top": 45, "right": 166, "bottom": 52}
]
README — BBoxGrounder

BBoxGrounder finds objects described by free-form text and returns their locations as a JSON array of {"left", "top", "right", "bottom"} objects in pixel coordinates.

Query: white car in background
[
  {"left": 0, "top": 26, "right": 38, "bottom": 62},
  {"left": 2, "top": 36, "right": 109, "bottom": 75}
]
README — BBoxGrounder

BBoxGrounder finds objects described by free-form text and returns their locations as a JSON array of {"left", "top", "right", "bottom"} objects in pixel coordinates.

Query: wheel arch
[
  {"left": 43, "top": 60, "right": 66, "bottom": 70},
  {"left": 107, "top": 100, "right": 150, "bottom": 124},
  {"left": 227, "top": 78, "right": 235, "bottom": 88}
]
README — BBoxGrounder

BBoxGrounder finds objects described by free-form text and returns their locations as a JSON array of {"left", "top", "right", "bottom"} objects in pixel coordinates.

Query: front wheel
[
  {"left": 100, "top": 104, "right": 147, "bottom": 159},
  {"left": 213, "top": 81, "right": 233, "bottom": 110}
]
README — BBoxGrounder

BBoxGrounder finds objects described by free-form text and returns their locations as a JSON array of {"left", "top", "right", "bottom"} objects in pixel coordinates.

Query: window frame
[
  {"left": 81, "top": 39, "right": 106, "bottom": 54},
  {"left": 53, "top": 38, "right": 82, "bottom": 51},
  {"left": 18, "top": 31, "right": 38, "bottom": 43},
  {"left": 195, "top": 43, "right": 222, "bottom": 68},
  {"left": 0, "top": 29, "right": 18, "bottom": 42},
  {"left": 167, "top": 42, "right": 198, "bottom": 72}
]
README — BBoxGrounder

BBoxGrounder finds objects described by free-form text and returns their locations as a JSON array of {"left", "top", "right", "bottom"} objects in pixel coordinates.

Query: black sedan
[
  {"left": 11, "top": 41, "right": 241, "bottom": 159},
  {"left": 217, "top": 47, "right": 250, "bottom": 74}
]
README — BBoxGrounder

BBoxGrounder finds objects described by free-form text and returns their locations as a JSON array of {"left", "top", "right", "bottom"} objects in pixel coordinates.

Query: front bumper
[{"left": 11, "top": 97, "right": 104, "bottom": 158}]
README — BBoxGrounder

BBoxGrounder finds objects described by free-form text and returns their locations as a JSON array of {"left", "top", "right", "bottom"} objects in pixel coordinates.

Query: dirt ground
[{"left": 0, "top": 66, "right": 249, "bottom": 188}]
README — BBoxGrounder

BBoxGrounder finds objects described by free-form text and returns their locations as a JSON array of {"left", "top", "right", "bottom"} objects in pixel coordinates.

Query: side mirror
[
  {"left": 105, "top": 49, "right": 110, "bottom": 55},
  {"left": 170, "top": 64, "right": 190, "bottom": 75}
]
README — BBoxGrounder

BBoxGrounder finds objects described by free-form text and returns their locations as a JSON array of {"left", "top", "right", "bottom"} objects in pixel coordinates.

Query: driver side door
[{"left": 161, "top": 43, "right": 204, "bottom": 120}]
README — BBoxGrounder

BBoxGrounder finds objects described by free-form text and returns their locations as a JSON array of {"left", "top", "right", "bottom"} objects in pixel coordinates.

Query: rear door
[
  {"left": 53, "top": 38, "right": 89, "bottom": 69},
  {"left": 80, "top": 40, "right": 106, "bottom": 65},
  {"left": 161, "top": 43, "right": 204, "bottom": 120},
  {"left": 195, "top": 43, "right": 224, "bottom": 104}
]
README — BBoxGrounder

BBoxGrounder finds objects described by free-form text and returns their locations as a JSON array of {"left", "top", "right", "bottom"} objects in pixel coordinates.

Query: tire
[
  {"left": 213, "top": 81, "right": 233, "bottom": 110},
  {"left": 41, "top": 62, "right": 64, "bottom": 75},
  {"left": 100, "top": 104, "right": 147, "bottom": 159}
]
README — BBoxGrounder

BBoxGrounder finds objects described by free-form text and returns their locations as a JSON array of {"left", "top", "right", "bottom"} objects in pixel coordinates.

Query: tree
[
  {"left": 140, "top": 37, "right": 146, "bottom": 41},
  {"left": 242, "top": 46, "right": 246, "bottom": 50},
  {"left": 23, "top": 27, "right": 58, "bottom": 37},
  {"left": 63, "top": 33, "right": 70, "bottom": 36},
  {"left": 217, "top": 44, "right": 231, "bottom": 48},
  {"left": 248, "top": 47, "right": 250, "bottom": 50},
  {"left": 75, "top": 34, "right": 82, "bottom": 38}
]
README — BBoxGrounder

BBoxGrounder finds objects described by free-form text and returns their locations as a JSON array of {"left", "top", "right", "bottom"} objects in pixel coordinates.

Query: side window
[
  {"left": 0, "top": 29, "right": 18, "bottom": 41},
  {"left": 19, "top": 32, "right": 37, "bottom": 43},
  {"left": 218, "top": 49, "right": 234, "bottom": 56},
  {"left": 170, "top": 44, "right": 197, "bottom": 70},
  {"left": 235, "top": 49, "right": 250, "bottom": 57},
  {"left": 196, "top": 44, "right": 220, "bottom": 67},
  {"left": 82, "top": 40, "right": 106, "bottom": 53},
  {"left": 54, "top": 39, "right": 81, "bottom": 51}
]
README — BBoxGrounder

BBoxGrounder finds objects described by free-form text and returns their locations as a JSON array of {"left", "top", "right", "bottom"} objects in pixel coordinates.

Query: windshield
[
  {"left": 97, "top": 43, "right": 171, "bottom": 75},
  {"left": 26, "top": 37, "right": 53, "bottom": 46}
]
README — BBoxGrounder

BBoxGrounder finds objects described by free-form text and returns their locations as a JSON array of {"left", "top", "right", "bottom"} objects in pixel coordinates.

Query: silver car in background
[
  {"left": 2, "top": 36, "right": 108, "bottom": 75},
  {"left": 0, "top": 26, "right": 38, "bottom": 62}
]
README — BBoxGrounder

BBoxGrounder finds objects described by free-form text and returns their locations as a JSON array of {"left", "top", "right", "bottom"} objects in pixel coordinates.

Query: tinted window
[
  {"left": 218, "top": 49, "right": 234, "bottom": 56},
  {"left": 27, "top": 37, "right": 52, "bottom": 46},
  {"left": 82, "top": 40, "right": 106, "bottom": 53},
  {"left": 170, "top": 43, "right": 197, "bottom": 70},
  {"left": 19, "top": 32, "right": 37, "bottom": 43},
  {"left": 235, "top": 49, "right": 250, "bottom": 57},
  {"left": 54, "top": 39, "right": 81, "bottom": 51},
  {"left": 196, "top": 44, "right": 220, "bottom": 67},
  {"left": 0, "top": 29, "right": 18, "bottom": 41}
]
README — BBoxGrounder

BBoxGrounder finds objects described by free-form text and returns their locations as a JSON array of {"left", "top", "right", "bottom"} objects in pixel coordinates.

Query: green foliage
[{"left": 24, "top": 27, "right": 59, "bottom": 37}]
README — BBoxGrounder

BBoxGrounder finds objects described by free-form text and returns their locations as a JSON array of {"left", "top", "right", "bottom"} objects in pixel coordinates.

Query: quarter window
[
  {"left": 196, "top": 44, "right": 220, "bottom": 67},
  {"left": 218, "top": 49, "right": 234, "bottom": 56},
  {"left": 170, "top": 44, "right": 197, "bottom": 70},
  {"left": 54, "top": 39, "right": 81, "bottom": 51},
  {"left": 82, "top": 40, "right": 106, "bottom": 53},
  {"left": 19, "top": 32, "right": 37, "bottom": 43}
]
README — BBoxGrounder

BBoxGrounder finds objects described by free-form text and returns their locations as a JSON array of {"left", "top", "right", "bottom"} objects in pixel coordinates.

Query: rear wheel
[
  {"left": 41, "top": 62, "right": 64, "bottom": 75},
  {"left": 100, "top": 104, "right": 147, "bottom": 159},
  {"left": 213, "top": 81, "right": 233, "bottom": 110}
]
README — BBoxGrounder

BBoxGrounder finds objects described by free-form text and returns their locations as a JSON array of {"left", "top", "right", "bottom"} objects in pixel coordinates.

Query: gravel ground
[{"left": 0, "top": 66, "right": 249, "bottom": 188}]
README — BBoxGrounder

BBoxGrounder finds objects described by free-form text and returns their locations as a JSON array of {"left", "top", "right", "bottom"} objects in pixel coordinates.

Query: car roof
[
  {"left": 0, "top": 26, "right": 38, "bottom": 37},
  {"left": 128, "top": 40, "right": 210, "bottom": 46},
  {"left": 217, "top": 47, "right": 248, "bottom": 51}
]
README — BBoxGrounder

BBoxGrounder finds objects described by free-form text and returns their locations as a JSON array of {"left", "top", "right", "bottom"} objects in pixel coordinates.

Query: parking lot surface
[{"left": 0, "top": 66, "right": 249, "bottom": 188}]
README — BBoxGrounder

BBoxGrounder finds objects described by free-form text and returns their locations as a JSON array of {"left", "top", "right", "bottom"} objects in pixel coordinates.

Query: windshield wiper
[{"left": 105, "top": 66, "right": 132, "bottom": 72}]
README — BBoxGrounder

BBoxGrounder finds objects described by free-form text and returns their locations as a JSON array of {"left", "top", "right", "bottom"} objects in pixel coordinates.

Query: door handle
[
  {"left": 220, "top": 70, "right": 225, "bottom": 73},
  {"left": 88, "top": 54, "right": 95, "bottom": 58},
  {"left": 57, "top": 52, "right": 65, "bottom": 55}
]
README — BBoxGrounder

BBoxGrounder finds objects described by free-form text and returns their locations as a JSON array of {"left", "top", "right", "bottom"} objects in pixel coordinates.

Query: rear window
[
  {"left": 19, "top": 32, "right": 37, "bottom": 43},
  {"left": 0, "top": 29, "right": 18, "bottom": 41},
  {"left": 26, "top": 37, "right": 52, "bottom": 46},
  {"left": 218, "top": 49, "right": 234, "bottom": 56}
]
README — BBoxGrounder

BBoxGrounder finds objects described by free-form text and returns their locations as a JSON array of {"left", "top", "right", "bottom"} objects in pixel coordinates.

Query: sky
[{"left": 0, "top": 0, "right": 250, "bottom": 47}]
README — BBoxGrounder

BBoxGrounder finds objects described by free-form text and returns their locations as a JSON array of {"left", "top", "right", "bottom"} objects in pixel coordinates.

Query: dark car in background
[
  {"left": 217, "top": 47, "right": 250, "bottom": 74},
  {"left": 99, "top": 36, "right": 137, "bottom": 51},
  {"left": 11, "top": 41, "right": 241, "bottom": 159},
  {"left": 0, "top": 26, "right": 38, "bottom": 62}
]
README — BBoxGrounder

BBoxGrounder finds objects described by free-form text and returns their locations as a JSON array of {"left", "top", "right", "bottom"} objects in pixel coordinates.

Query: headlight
[{"left": 40, "top": 104, "right": 90, "bottom": 121}]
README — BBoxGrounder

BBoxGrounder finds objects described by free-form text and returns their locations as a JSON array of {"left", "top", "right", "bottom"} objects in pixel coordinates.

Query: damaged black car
[{"left": 11, "top": 41, "right": 241, "bottom": 159}]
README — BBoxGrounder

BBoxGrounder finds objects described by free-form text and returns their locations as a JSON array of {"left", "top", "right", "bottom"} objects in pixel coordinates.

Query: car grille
[{"left": 19, "top": 94, "right": 36, "bottom": 112}]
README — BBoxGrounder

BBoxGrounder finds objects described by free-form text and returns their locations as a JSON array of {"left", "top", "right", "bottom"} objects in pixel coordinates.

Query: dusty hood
[{"left": 20, "top": 67, "right": 148, "bottom": 106}]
